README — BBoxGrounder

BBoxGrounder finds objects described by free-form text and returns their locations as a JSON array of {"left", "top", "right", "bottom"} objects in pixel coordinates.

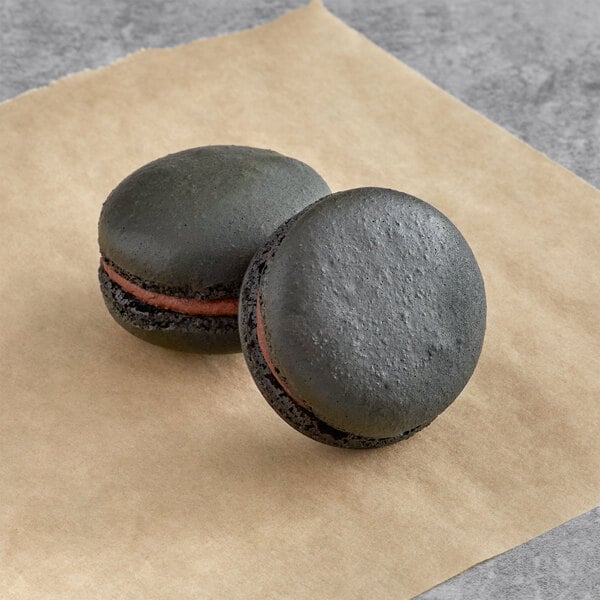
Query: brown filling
[
  {"left": 101, "top": 259, "right": 238, "bottom": 316},
  {"left": 255, "top": 294, "right": 310, "bottom": 410}
]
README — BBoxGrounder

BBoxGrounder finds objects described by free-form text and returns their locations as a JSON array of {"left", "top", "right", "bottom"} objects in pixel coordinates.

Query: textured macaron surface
[
  {"left": 257, "top": 188, "right": 486, "bottom": 439},
  {"left": 98, "top": 145, "right": 331, "bottom": 292}
]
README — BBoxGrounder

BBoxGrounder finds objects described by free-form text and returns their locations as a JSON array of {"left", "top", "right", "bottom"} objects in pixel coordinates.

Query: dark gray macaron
[
  {"left": 98, "top": 145, "right": 330, "bottom": 353},
  {"left": 240, "top": 187, "right": 486, "bottom": 448}
]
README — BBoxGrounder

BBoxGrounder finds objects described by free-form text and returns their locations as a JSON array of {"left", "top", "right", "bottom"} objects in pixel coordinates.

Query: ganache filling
[
  {"left": 101, "top": 259, "right": 238, "bottom": 316},
  {"left": 255, "top": 293, "right": 311, "bottom": 410}
]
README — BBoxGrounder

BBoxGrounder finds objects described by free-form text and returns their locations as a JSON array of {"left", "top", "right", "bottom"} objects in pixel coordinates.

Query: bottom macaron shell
[
  {"left": 239, "top": 220, "right": 432, "bottom": 449},
  {"left": 99, "top": 267, "right": 239, "bottom": 353}
]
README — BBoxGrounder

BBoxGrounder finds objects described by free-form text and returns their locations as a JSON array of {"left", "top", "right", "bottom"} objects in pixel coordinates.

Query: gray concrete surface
[
  {"left": 417, "top": 507, "right": 600, "bottom": 600},
  {"left": 1, "top": 1, "right": 598, "bottom": 598}
]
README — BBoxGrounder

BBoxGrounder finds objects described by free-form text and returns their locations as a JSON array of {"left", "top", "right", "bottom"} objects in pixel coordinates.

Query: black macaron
[
  {"left": 240, "top": 187, "right": 486, "bottom": 448},
  {"left": 98, "top": 145, "right": 330, "bottom": 353}
]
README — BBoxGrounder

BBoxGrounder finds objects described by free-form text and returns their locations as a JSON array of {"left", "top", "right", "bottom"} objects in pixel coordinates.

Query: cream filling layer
[
  {"left": 101, "top": 259, "right": 238, "bottom": 316},
  {"left": 255, "top": 294, "right": 310, "bottom": 410}
]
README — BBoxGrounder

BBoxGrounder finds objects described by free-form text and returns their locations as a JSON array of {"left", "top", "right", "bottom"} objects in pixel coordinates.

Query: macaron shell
[
  {"left": 98, "top": 145, "right": 331, "bottom": 292},
  {"left": 239, "top": 219, "right": 431, "bottom": 448},
  {"left": 259, "top": 188, "right": 486, "bottom": 439}
]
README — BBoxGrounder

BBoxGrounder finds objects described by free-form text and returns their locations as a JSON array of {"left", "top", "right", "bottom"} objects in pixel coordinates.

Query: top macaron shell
[
  {"left": 98, "top": 145, "right": 331, "bottom": 294},
  {"left": 257, "top": 188, "right": 486, "bottom": 439}
]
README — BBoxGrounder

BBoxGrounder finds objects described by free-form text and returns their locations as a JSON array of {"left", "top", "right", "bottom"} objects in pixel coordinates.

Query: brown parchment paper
[{"left": 1, "top": 2, "right": 599, "bottom": 598}]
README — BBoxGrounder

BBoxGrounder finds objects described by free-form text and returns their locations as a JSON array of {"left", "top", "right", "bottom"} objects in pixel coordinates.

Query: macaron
[
  {"left": 98, "top": 145, "right": 330, "bottom": 353},
  {"left": 240, "top": 187, "right": 486, "bottom": 448}
]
